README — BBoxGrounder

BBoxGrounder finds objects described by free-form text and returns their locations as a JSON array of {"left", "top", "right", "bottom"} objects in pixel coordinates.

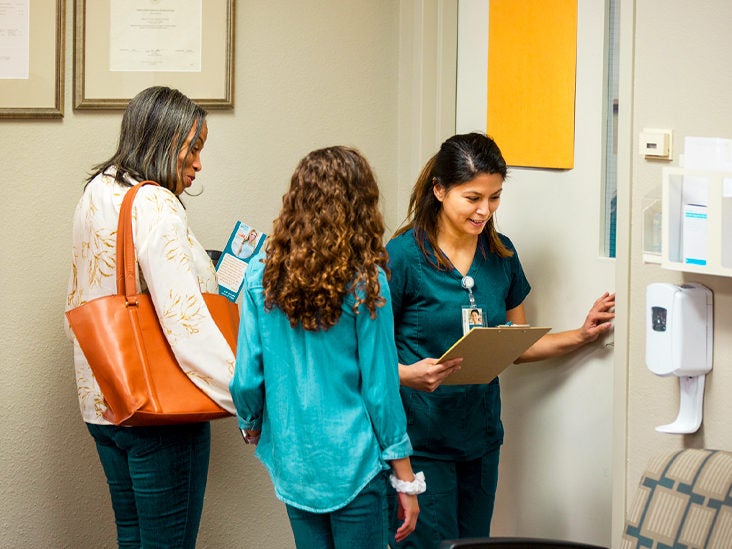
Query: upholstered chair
[{"left": 440, "top": 448, "right": 732, "bottom": 549}]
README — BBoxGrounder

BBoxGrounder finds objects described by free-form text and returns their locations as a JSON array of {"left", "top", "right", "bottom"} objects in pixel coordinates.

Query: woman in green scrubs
[{"left": 386, "top": 133, "right": 615, "bottom": 548}]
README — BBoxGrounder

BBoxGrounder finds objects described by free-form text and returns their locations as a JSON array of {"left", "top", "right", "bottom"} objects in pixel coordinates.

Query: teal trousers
[{"left": 285, "top": 471, "right": 389, "bottom": 549}]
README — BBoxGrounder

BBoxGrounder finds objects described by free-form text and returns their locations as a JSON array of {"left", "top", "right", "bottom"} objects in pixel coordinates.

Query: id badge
[{"left": 461, "top": 306, "right": 485, "bottom": 335}]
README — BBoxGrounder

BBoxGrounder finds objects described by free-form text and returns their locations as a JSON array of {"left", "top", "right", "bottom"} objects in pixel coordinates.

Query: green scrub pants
[{"left": 389, "top": 447, "right": 500, "bottom": 548}]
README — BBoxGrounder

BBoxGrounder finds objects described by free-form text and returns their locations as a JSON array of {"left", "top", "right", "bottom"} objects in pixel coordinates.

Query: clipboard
[{"left": 437, "top": 326, "right": 551, "bottom": 385}]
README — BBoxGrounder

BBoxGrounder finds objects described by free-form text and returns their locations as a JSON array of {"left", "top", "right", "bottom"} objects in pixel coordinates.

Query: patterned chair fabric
[{"left": 621, "top": 448, "right": 732, "bottom": 549}]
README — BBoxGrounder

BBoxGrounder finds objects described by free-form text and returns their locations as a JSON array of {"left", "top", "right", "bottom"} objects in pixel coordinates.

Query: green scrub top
[{"left": 386, "top": 229, "right": 531, "bottom": 461}]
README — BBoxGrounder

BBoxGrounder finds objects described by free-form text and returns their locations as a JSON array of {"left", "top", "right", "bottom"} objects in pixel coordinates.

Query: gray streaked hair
[{"left": 87, "top": 86, "right": 207, "bottom": 193}]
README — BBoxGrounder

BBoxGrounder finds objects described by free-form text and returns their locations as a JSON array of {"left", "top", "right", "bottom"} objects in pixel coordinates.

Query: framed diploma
[
  {"left": 0, "top": 0, "right": 65, "bottom": 119},
  {"left": 73, "top": 0, "right": 234, "bottom": 110}
]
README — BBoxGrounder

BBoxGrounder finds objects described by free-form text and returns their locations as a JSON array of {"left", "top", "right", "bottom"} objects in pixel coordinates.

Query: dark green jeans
[
  {"left": 87, "top": 422, "right": 211, "bottom": 549},
  {"left": 285, "top": 471, "right": 389, "bottom": 549}
]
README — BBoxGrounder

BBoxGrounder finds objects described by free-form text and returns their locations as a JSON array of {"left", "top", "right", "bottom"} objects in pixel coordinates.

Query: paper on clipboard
[{"left": 437, "top": 326, "right": 551, "bottom": 385}]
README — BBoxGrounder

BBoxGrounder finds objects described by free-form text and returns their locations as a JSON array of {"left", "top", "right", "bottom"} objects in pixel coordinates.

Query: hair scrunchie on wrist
[{"left": 389, "top": 471, "right": 426, "bottom": 495}]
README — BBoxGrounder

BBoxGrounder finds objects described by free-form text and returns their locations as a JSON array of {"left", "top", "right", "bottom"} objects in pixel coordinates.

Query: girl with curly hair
[{"left": 230, "top": 146, "right": 422, "bottom": 548}]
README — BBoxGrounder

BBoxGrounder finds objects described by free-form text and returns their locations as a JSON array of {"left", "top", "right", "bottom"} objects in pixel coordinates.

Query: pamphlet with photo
[{"left": 215, "top": 221, "right": 266, "bottom": 302}]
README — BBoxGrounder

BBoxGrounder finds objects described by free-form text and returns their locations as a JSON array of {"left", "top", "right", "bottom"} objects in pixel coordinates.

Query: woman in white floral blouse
[{"left": 65, "top": 86, "right": 235, "bottom": 549}]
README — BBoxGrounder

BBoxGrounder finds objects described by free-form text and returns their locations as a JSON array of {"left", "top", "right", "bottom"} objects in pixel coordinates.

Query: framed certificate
[
  {"left": 0, "top": 0, "right": 65, "bottom": 118},
  {"left": 73, "top": 0, "right": 234, "bottom": 110}
]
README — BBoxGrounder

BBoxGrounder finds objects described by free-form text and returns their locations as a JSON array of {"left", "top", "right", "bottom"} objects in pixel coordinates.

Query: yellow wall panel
[{"left": 487, "top": 0, "right": 577, "bottom": 169}]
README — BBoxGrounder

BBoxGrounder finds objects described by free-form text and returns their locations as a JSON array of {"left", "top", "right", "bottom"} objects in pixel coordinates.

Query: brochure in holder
[
  {"left": 438, "top": 326, "right": 551, "bottom": 385},
  {"left": 215, "top": 221, "right": 266, "bottom": 302}
]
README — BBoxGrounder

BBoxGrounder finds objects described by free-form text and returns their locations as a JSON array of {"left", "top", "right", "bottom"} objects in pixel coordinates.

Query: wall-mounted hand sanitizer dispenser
[{"left": 646, "top": 283, "right": 713, "bottom": 434}]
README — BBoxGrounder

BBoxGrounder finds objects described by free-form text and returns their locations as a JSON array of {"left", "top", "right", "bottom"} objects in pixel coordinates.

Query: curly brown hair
[{"left": 263, "top": 146, "right": 389, "bottom": 331}]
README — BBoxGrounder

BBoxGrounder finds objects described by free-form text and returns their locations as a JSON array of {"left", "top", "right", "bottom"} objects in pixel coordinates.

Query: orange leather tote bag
[{"left": 66, "top": 181, "right": 237, "bottom": 426}]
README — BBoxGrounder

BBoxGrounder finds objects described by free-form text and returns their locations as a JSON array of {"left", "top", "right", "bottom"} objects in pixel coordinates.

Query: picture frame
[
  {"left": 73, "top": 0, "right": 234, "bottom": 110},
  {"left": 0, "top": 0, "right": 65, "bottom": 119}
]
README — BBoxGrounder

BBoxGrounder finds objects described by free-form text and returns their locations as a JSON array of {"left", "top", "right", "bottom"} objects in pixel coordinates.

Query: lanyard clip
[{"left": 461, "top": 276, "right": 476, "bottom": 308}]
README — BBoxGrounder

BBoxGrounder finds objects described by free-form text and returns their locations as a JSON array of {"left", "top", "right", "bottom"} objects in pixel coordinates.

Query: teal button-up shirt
[{"left": 230, "top": 251, "right": 412, "bottom": 512}]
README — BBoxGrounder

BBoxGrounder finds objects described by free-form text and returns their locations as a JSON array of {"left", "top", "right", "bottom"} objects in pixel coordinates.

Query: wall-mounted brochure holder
[
  {"left": 661, "top": 167, "right": 732, "bottom": 277},
  {"left": 642, "top": 187, "right": 662, "bottom": 263}
]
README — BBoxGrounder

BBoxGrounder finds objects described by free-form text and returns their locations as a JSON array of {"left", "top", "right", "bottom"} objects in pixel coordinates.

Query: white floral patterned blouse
[{"left": 65, "top": 170, "right": 236, "bottom": 424}]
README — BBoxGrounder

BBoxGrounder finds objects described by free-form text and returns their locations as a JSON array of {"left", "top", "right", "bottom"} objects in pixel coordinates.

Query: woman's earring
[{"left": 184, "top": 182, "right": 204, "bottom": 197}]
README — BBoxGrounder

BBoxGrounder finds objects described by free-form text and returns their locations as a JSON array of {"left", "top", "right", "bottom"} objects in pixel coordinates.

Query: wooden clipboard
[{"left": 437, "top": 326, "right": 551, "bottom": 385}]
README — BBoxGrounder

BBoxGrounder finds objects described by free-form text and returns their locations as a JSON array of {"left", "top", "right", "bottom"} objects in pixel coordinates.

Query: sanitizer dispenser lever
[{"left": 645, "top": 283, "right": 713, "bottom": 434}]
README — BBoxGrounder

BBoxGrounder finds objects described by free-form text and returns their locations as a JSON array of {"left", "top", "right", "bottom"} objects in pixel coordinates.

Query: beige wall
[
  {"left": 5, "top": 1, "right": 732, "bottom": 548},
  {"left": 614, "top": 1, "right": 732, "bottom": 545},
  {"left": 0, "top": 2, "right": 399, "bottom": 547}
]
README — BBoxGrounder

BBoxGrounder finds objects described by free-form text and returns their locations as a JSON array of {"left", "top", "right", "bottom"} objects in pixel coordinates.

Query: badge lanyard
[{"left": 461, "top": 275, "right": 484, "bottom": 334}]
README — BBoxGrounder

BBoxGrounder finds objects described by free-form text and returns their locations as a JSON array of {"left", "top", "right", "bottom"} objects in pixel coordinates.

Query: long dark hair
[
  {"left": 395, "top": 132, "right": 511, "bottom": 269},
  {"left": 263, "top": 146, "right": 389, "bottom": 331},
  {"left": 87, "top": 86, "right": 207, "bottom": 194}
]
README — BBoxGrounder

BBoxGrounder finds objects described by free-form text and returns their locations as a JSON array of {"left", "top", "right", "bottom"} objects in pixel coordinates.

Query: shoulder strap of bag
[{"left": 115, "top": 180, "right": 161, "bottom": 303}]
